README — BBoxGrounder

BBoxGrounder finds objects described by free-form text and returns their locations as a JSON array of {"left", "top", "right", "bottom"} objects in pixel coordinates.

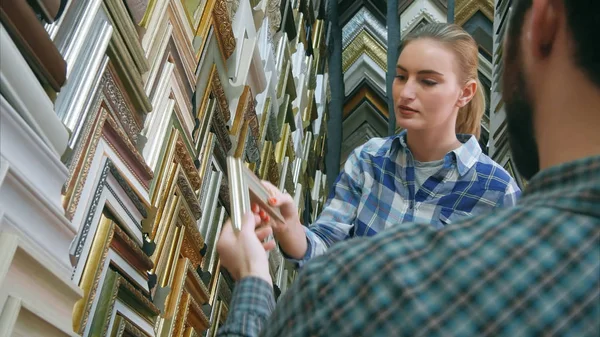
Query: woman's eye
[
  {"left": 422, "top": 79, "right": 437, "bottom": 86},
  {"left": 395, "top": 74, "right": 406, "bottom": 81}
]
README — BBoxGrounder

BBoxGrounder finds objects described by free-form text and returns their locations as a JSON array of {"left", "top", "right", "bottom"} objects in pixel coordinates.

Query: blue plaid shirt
[
  {"left": 294, "top": 131, "right": 521, "bottom": 266},
  {"left": 218, "top": 155, "right": 600, "bottom": 337}
]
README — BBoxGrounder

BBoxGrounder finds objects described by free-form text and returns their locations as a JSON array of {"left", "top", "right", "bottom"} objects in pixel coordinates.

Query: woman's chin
[{"left": 396, "top": 117, "right": 424, "bottom": 131}]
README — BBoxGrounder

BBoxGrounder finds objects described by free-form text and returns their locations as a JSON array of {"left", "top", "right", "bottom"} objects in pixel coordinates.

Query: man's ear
[
  {"left": 529, "top": 0, "right": 560, "bottom": 59},
  {"left": 457, "top": 79, "right": 477, "bottom": 108}
]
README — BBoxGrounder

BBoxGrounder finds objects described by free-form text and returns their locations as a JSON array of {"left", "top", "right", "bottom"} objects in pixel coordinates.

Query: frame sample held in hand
[{"left": 226, "top": 156, "right": 284, "bottom": 232}]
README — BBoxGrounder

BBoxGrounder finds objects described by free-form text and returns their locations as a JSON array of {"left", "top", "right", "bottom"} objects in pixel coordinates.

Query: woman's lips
[{"left": 398, "top": 105, "right": 418, "bottom": 115}]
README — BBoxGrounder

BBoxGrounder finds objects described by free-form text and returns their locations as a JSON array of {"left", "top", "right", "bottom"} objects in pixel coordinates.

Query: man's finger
[
  {"left": 241, "top": 211, "right": 257, "bottom": 233},
  {"left": 255, "top": 225, "right": 273, "bottom": 241},
  {"left": 263, "top": 240, "right": 276, "bottom": 251}
]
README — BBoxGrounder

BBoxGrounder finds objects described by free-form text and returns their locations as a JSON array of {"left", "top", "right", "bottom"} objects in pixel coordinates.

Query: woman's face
[{"left": 392, "top": 38, "right": 469, "bottom": 133}]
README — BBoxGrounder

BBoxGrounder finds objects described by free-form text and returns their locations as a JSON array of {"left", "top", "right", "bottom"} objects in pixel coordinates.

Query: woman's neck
[{"left": 406, "top": 128, "right": 462, "bottom": 162}]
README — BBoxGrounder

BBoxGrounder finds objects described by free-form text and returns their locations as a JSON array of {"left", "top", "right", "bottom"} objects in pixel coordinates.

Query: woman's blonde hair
[{"left": 399, "top": 23, "right": 485, "bottom": 139}]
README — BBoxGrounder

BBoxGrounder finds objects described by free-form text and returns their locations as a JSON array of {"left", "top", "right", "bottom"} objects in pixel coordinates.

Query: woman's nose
[{"left": 399, "top": 81, "right": 416, "bottom": 100}]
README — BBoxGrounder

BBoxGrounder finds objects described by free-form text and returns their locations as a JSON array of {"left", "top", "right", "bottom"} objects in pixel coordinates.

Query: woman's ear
[{"left": 457, "top": 79, "right": 477, "bottom": 107}]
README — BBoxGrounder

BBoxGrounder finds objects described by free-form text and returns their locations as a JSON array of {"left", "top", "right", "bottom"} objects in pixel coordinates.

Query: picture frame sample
[{"left": 226, "top": 156, "right": 284, "bottom": 232}]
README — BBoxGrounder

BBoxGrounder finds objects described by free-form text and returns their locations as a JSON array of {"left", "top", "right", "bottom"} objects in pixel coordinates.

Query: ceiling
[{"left": 338, "top": 0, "right": 495, "bottom": 166}]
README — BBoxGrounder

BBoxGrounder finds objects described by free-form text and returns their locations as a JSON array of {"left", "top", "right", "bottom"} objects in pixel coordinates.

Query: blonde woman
[{"left": 259, "top": 23, "right": 521, "bottom": 266}]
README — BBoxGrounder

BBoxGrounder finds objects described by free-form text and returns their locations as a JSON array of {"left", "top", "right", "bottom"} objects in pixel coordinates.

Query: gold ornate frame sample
[
  {"left": 149, "top": 163, "right": 213, "bottom": 326},
  {"left": 341, "top": 29, "right": 386, "bottom": 73},
  {"left": 455, "top": 0, "right": 494, "bottom": 27},
  {"left": 193, "top": 63, "right": 232, "bottom": 171},
  {"left": 192, "top": 0, "right": 235, "bottom": 65},
  {"left": 159, "top": 258, "right": 211, "bottom": 336},
  {"left": 73, "top": 214, "right": 154, "bottom": 335},
  {"left": 150, "top": 165, "right": 204, "bottom": 290},
  {"left": 88, "top": 269, "right": 159, "bottom": 336},
  {"left": 149, "top": 128, "right": 201, "bottom": 238}
]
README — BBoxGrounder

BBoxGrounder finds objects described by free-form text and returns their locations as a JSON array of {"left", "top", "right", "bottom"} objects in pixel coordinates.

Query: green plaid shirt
[{"left": 218, "top": 156, "right": 600, "bottom": 337}]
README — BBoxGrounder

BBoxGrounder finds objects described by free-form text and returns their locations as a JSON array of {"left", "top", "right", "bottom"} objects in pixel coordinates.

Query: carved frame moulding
[
  {"left": 401, "top": 7, "right": 442, "bottom": 35},
  {"left": 206, "top": 300, "right": 223, "bottom": 337},
  {"left": 153, "top": 203, "right": 208, "bottom": 332},
  {"left": 104, "top": 2, "right": 153, "bottom": 114},
  {"left": 197, "top": 133, "right": 217, "bottom": 210},
  {"left": 197, "top": 169, "right": 221, "bottom": 237},
  {"left": 259, "top": 141, "right": 272, "bottom": 180},
  {"left": 141, "top": 0, "right": 170, "bottom": 46},
  {"left": 143, "top": 168, "right": 192, "bottom": 293},
  {"left": 342, "top": 30, "right": 386, "bottom": 73},
  {"left": 198, "top": 170, "right": 223, "bottom": 239},
  {"left": 110, "top": 314, "right": 151, "bottom": 336},
  {"left": 69, "top": 157, "right": 150, "bottom": 284},
  {"left": 218, "top": 175, "right": 232, "bottom": 215},
  {"left": 149, "top": 129, "right": 201, "bottom": 237},
  {"left": 87, "top": 269, "right": 159, "bottom": 337},
  {"left": 143, "top": 10, "right": 174, "bottom": 95},
  {"left": 63, "top": 102, "right": 153, "bottom": 228},
  {"left": 159, "top": 258, "right": 211, "bottom": 336},
  {"left": 229, "top": 86, "right": 253, "bottom": 144},
  {"left": 143, "top": 62, "right": 177, "bottom": 170},
  {"left": 192, "top": 0, "right": 235, "bottom": 65},
  {"left": 102, "top": 66, "right": 146, "bottom": 145},
  {"left": 202, "top": 205, "right": 226, "bottom": 275},
  {"left": 178, "top": 202, "right": 206, "bottom": 270},
  {"left": 276, "top": 94, "right": 292, "bottom": 138},
  {"left": 72, "top": 214, "right": 153, "bottom": 335},
  {"left": 234, "top": 122, "right": 250, "bottom": 159},
  {"left": 194, "top": 64, "right": 232, "bottom": 152},
  {"left": 150, "top": 170, "right": 203, "bottom": 283},
  {"left": 341, "top": 6, "right": 387, "bottom": 49},
  {"left": 284, "top": 156, "right": 295, "bottom": 195},
  {"left": 63, "top": 63, "right": 153, "bottom": 201},
  {"left": 194, "top": 93, "right": 217, "bottom": 154},
  {"left": 245, "top": 127, "right": 261, "bottom": 164},
  {"left": 168, "top": 0, "right": 198, "bottom": 86},
  {"left": 274, "top": 123, "right": 291, "bottom": 164},
  {"left": 455, "top": 0, "right": 493, "bottom": 27},
  {"left": 103, "top": 0, "right": 149, "bottom": 74}
]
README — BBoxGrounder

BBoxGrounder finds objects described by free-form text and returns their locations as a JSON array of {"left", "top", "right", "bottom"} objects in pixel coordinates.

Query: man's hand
[{"left": 217, "top": 212, "right": 275, "bottom": 284}]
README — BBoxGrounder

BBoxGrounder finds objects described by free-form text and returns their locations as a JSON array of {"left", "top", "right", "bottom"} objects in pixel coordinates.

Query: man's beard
[{"left": 502, "top": 53, "right": 540, "bottom": 181}]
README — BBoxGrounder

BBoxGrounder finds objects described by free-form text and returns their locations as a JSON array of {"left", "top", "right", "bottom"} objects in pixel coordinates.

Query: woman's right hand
[{"left": 256, "top": 180, "right": 301, "bottom": 234}]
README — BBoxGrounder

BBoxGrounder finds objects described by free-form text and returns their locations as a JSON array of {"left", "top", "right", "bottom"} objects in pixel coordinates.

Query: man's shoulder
[{"left": 298, "top": 204, "right": 599, "bottom": 335}]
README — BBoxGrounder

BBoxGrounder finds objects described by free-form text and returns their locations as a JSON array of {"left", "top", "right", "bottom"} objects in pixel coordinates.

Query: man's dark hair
[{"left": 509, "top": 0, "right": 600, "bottom": 87}]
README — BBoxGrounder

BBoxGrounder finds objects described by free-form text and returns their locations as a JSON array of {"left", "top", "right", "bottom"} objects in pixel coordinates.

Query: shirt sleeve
[
  {"left": 216, "top": 277, "right": 276, "bottom": 337},
  {"left": 502, "top": 178, "right": 522, "bottom": 207},
  {"left": 283, "top": 146, "right": 366, "bottom": 267},
  {"left": 258, "top": 254, "right": 331, "bottom": 337}
]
